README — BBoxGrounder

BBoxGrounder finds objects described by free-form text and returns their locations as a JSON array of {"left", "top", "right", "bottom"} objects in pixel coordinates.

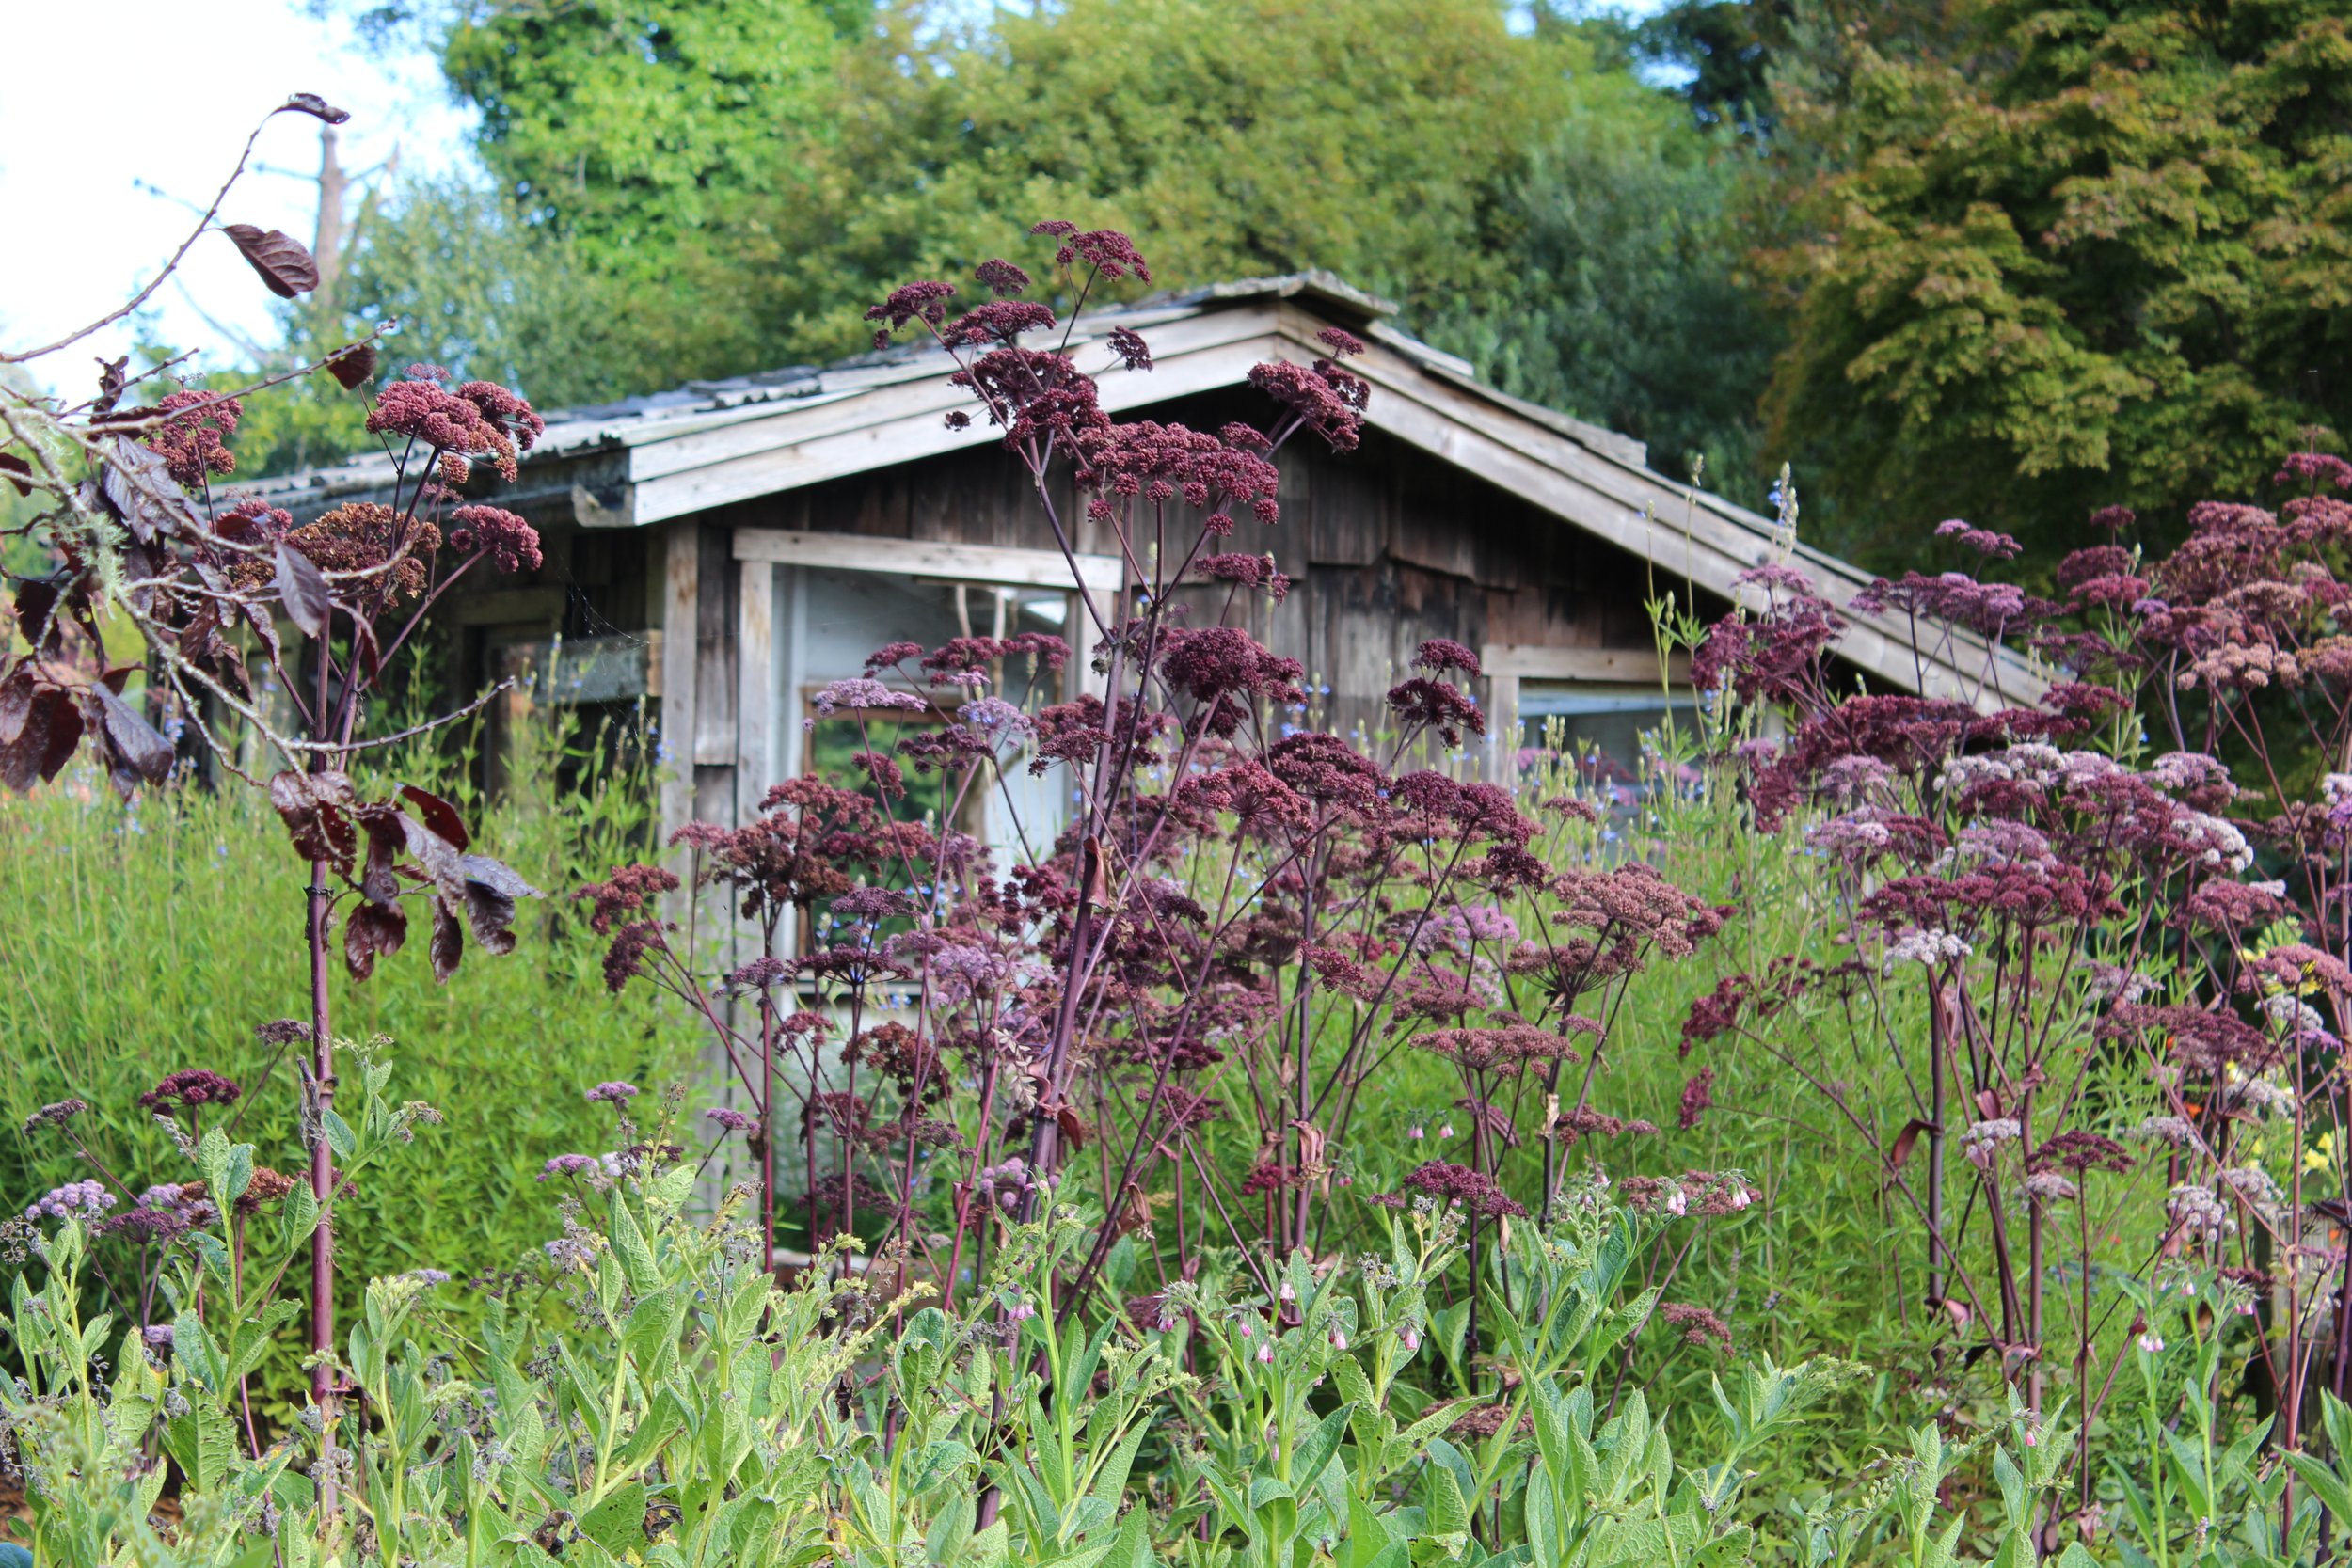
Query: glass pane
[
  {"left": 1520, "top": 683, "right": 1696, "bottom": 802},
  {"left": 792, "top": 567, "right": 1073, "bottom": 861}
]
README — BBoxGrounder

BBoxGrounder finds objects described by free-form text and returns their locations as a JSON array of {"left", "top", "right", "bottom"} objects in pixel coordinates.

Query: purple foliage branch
[{"left": 0, "top": 97, "right": 552, "bottom": 1515}]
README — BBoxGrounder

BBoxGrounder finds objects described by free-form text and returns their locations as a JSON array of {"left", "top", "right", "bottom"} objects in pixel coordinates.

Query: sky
[{"left": 0, "top": 1, "right": 473, "bottom": 385}]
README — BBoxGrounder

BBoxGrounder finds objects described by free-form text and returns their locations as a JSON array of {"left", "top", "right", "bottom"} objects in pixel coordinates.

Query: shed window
[
  {"left": 1518, "top": 682, "right": 1697, "bottom": 798},
  {"left": 777, "top": 566, "right": 1076, "bottom": 867}
]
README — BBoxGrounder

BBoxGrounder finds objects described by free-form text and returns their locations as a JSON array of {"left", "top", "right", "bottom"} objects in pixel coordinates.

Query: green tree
[
  {"left": 1422, "top": 90, "right": 1783, "bottom": 498},
  {"left": 1759, "top": 0, "right": 2352, "bottom": 566},
  {"left": 748, "top": 0, "right": 1601, "bottom": 361},
  {"left": 423, "top": 0, "right": 850, "bottom": 385},
  {"left": 326, "top": 175, "right": 646, "bottom": 408},
  {"left": 316, "top": 0, "right": 1801, "bottom": 493}
]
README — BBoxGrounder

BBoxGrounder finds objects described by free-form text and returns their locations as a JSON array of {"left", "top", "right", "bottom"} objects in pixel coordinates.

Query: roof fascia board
[
  {"left": 626, "top": 301, "right": 1279, "bottom": 492},
  {"left": 1326, "top": 341, "right": 2041, "bottom": 705},
  {"left": 628, "top": 324, "right": 1284, "bottom": 524}
]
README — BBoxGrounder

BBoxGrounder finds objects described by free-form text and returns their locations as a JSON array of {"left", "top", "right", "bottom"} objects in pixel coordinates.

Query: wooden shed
[{"left": 262, "top": 273, "right": 2030, "bottom": 847}]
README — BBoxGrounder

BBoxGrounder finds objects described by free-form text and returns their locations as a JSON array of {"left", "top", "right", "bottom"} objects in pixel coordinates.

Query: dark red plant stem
[
  {"left": 305, "top": 610, "right": 341, "bottom": 1519},
  {"left": 760, "top": 964, "right": 777, "bottom": 1276},
  {"left": 1290, "top": 845, "right": 1317, "bottom": 1255},
  {"left": 1927, "top": 979, "right": 1949, "bottom": 1310}
]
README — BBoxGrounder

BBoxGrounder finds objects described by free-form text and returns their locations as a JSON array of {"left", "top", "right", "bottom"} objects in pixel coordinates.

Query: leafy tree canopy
[
  {"left": 745, "top": 0, "right": 1604, "bottom": 363},
  {"left": 1421, "top": 94, "right": 1781, "bottom": 496},
  {"left": 444, "top": 0, "right": 848, "bottom": 257},
  {"left": 1760, "top": 0, "right": 2352, "bottom": 567}
]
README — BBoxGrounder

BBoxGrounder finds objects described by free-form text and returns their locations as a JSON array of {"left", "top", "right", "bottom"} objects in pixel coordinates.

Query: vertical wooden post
[
  {"left": 1486, "top": 672, "right": 1519, "bottom": 785},
  {"left": 736, "top": 557, "right": 777, "bottom": 829},
  {"left": 659, "top": 522, "right": 700, "bottom": 841},
  {"left": 779, "top": 568, "right": 808, "bottom": 800}
]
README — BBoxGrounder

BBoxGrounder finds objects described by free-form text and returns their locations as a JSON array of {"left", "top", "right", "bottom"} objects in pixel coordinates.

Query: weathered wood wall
[
  {"left": 680, "top": 388, "right": 1701, "bottom": 778},
  {"left": 453, "top": 388, "right": 1716, "bottom": 818}
]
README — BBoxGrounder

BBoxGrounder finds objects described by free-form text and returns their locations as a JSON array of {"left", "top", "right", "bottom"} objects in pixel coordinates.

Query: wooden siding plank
[
  {"left": 692, "top": 525, "right": 738, "bottom": 770},
  {"left": 1483, "top": 645, "right": 1692, "bottom": 681},
  {"left": 732, "top": 527, "right": 1125, "bottom": 593}
]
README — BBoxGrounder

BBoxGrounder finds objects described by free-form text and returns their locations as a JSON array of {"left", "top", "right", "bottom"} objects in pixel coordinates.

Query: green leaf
[
  {"left": 969, "top": 1518, "right": 1011, "bottom": 1568},
  {"left": 162, "top": 1404, "right": 241, "bottom": 1492},
  {"left": 1100, "top": 1506, "right": 1159, "bottom": 1568},
  {"left": 608, "top": 1193, "right": 663, "bottom": 1295},
  {"left": 927, "top": 1494, "right": 976, "bottom": 1568},
  {"left": 578, "top": 1481, "right": 649, "bottom": 1558},
  {"left": 1089, "top": 1417, "right": 1152, "bottom": 1510},
  {"left": 1427, "top": 1458, "right": 1471, "bottom": 1557},
  {"left": 1290, "top": 1403, "right": 1356, "bottom": 1491},
  {"left": 1349, "top": 1486, "right": 1397, "bottom": 1568},
  {"left": 2288, "top": 1452, "right": 2352, "bottom": 1523}
]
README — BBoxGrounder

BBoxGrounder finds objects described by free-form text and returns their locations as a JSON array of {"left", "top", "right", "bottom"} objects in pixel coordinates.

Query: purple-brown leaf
[
  {"left": 344, "top": 900, "right": 407, "bottom": 981},
  {"left": 222, "top": 224, "right": 321, "bottom": 298},
  {"left": 324, "top": 341, "right": 378, "bottom": 390},
  {"left": 89, "top": 683, "right": 174, "bottom": 791},
  {"left": 275, "top": 542, "right": 330, "bottom": 640},
  {"left": 177, "top": 601, "right": 253, "bottom": 702},
  {"left": 457, "top": 852, "right": 536, "bottom": 956},
  {"left": 12, "top": 580, "right": 61, "bottom": 657},
  {"left": 1887, "top": 1117, "right": 1934, "bottom": 1174},
  {"left": 429, "top": 898, "right": 464, "bottom": 982},
  {"left": 37, "top": 693, "right": 85, "bottom": 784},
  {"left": 355, "top": 804, "right": 406, "bottom": 905},
  {"left": 0, "top": 666, "right": 32, "bottom": 747},
  {"left": 0, "top": 452, "right": 31, "bottom": 497},
  {"left": 103, "top": 437, "right": 195, "bottom": 544},
  {"left": 0, "top": 688, "right": 82, "bottom": 793},
  {"left": 93, "top": 356, "right": 128, "bottom": 418},
  {"left": 280, "top": 92, "right": 351, "bottom": 125},
  {"left": 267, "top": 769, "right": 358, "bottom": 873},
  {"left": 398, "top": 784, "right": 470, "bottom": 851}
]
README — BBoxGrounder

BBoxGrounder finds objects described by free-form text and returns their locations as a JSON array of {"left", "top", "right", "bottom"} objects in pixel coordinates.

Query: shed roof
[{"left": 256, "top": 273, "right": 2040, "bottom": 707}]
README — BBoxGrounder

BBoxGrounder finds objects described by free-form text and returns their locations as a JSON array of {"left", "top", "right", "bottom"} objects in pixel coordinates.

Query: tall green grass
[{"left": 0, "top": 702, "right": 699, "bottom": 1395}]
